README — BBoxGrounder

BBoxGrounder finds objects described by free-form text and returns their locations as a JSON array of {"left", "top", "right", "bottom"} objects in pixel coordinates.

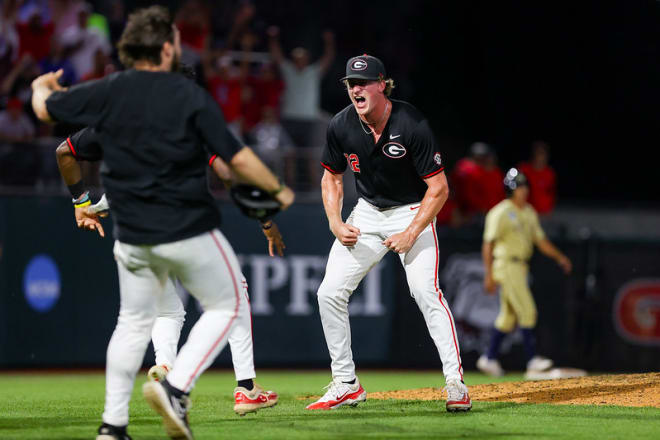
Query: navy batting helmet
[{"left": 503, "top": 168, "right": 528, "bottom": 195}]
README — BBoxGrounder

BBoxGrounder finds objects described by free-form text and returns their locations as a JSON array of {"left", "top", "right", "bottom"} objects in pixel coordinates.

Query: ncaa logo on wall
[
  {"left": 383, "top": 142, "right": 407, "bottom": 159},
  {"left": 351, "top": 59, "right": 368, "bottom": 71},
  {"left": 23, "top": 254, "right": 61, "bottom": 313},
  {"left": 613, "top": 279, "right": 660, "bottom": 346}
]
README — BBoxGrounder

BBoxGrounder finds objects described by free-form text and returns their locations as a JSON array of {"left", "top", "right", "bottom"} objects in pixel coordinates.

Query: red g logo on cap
[
  {"left": 352, "top": 59, "right": 368, "bottom": 71},
  {"left": 613, "top": 279, "right": 660, "bottom": 345}
]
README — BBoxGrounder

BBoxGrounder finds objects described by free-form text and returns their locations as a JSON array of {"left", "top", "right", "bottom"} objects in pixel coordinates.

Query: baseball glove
[{"left": 229, "top": 184, "right": 281, "bottom": 221}]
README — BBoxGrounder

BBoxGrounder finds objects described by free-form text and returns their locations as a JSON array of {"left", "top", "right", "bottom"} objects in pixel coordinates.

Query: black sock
[
  {"left": 238, "top": 379, "right": 254, "bottom": 390},
  {"left": 162, "top": 379, "right": 187, "bottom": 398},
  {"left": 99, "top": 423, "right": 127, "bottom": 434},
  {"left": 343, "top": 378, "right": 356, "bottom": 385}
]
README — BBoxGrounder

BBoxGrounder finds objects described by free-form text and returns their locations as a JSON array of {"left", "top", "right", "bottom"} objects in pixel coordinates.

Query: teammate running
[
  {"left": 32, "top": 6, "right": 294, "bottom": 440},
  {"left": 58, "top": 127, "right": 279, "bottom": 416},
  {"left": 307, "top": 54, "right": 471, "bottom": 412}
]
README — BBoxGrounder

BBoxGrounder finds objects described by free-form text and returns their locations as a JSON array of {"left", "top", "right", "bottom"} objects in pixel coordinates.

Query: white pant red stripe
[
  {"left": 317, "top": 198, "right": 464, "bottom": 383},
  {"left": 102, "top": 229, "right": 243, "bottom": 427}
]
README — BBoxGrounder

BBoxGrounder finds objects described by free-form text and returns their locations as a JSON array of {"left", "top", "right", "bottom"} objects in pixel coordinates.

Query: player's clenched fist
[
  {"left": 330, "top": 222, "right": 361, "bottom": 246},
  {"left": 383, "top": 230, "right": 416, "bottom": 254}
]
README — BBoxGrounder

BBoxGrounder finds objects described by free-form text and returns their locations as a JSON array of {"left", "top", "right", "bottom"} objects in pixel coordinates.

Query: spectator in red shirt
[
  {"left": 481, "top": 150, "right": 506, "bottom": 211},
  {"left": 175, "top": 0, "right": 211, "bottom": 54},
  {"left": 204, "top": 53, "right": 246, "bottom": 137},
  {"left": 15, "top": 6, "right": 54, "bottom": 62},
  {"left": 451, "top": 142, "right": 490, "bottom": 222},
  {"left": 518, "top": 140, "right": 557, "bottom": 215},
  {"left": 243, "top": 62, "right": 284, "bottom": 133}
]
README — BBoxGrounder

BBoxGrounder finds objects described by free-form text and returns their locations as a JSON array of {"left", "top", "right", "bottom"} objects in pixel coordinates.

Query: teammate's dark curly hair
[{"left": 117, "top": 6, "right": 174, "bottom": 68}]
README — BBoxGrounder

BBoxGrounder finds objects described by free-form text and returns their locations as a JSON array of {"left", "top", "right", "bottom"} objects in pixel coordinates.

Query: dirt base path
[{"left": 366, "top": 372, "right": 660, "bottom": 408}]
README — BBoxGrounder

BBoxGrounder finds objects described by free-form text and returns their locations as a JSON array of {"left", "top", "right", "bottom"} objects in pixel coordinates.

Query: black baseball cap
[{"left": 340, "top": 54, "right": 387, "bottom": 82}]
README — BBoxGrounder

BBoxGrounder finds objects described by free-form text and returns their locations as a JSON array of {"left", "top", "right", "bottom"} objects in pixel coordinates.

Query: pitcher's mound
[{"left": 367, "top": 372, "right": 660, "bottom": 408}]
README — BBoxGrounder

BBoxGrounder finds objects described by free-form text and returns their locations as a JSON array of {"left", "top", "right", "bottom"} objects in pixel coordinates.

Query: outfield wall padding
[{"left": 0, "top": 196, "right": 658, "bottom": 372}]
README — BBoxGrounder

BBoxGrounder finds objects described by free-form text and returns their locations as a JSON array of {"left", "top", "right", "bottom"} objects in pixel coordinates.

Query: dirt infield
[{"left": 366, "top": 373, "right": 660, "bottom": 408}]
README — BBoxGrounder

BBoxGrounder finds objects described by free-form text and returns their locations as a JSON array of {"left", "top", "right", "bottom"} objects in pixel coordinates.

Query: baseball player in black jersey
[
  {"left": 307, "top": 55, "right": 471, "bottom": 412},
  {"left": 59, "top": 127, "right": 280, "bottom": 417},
  {"left": 31, "top": 6, "right": 294, "bottom": 440}
]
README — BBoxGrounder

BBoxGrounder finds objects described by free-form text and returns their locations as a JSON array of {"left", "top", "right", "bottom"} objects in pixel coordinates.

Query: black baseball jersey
[
  {"left": 47, "top": 69, "right": 242, "bottom": 245},
  {"left": 321, "top": 99, "right": 444, "bottom": 208}
]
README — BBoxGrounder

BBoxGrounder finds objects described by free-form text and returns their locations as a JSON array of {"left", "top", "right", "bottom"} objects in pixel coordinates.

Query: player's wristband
[
  {"left": 74, "top": 200, "right": 91, "bottom": 208},
  {"left": 67, "top": 180, "right": 86, "bottom": 199},
  {"left": 268, "top": 180, "right": 285, "bottom": 196},
  {"left": 73, "top": 190, "right": 90, "bottom": 208},
  {"left": 260, "top": 220, "right": 273, "bottom": 230}
]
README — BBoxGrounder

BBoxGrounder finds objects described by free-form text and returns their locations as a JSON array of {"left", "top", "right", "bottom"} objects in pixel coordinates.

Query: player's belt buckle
[{"left": 510, "top": 257, "right": 526, "bottom": 263}]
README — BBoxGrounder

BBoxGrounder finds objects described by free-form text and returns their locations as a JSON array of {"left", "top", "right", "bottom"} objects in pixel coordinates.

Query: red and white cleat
[
  {"left": 147, "top": 364, "right": 170, "bottom": 382},
  {"left": 444, "top": 379, "right": 472, "bottom": 412},
  {"left": 234, "top": 384, "right": 278, "bottom": 416},
  {"left": 306, "top": 379, "right": 367, "bottom": 410}
]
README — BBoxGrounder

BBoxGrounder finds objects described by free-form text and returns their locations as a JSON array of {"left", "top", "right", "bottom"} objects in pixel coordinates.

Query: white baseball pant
[
  {"left": 102, "top": 229, "right": 243, "bottom": 427},
  {"left": 152, "top": 275, "right": 256, "bottom": 381},
  {"left": 317, "top": 198, "right": 464, "bottom": 383}
]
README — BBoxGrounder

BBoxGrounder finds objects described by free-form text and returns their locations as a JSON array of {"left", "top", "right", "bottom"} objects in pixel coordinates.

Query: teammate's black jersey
[
  {"left": 47, "top": 69, "right": 242, "bottom": 245},
  {"left": 321, "top": 99, "right": 444, "bottom": 209}
]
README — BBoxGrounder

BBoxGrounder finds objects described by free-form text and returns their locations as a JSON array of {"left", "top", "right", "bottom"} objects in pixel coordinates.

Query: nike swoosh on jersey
[
  {"left": 389, "top": 134, "right": 401, "bottom": 139},
  {"left": 410, "top": 205, "right": 420, "bottom": 210}
]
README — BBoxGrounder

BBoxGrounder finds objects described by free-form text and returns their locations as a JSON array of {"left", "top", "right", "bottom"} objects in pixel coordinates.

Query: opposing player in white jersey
[
  {"left": 307, "top": 54, "right": 471, "bottom": 412},
  {"left": 60, "top": 127, "right": 280, "bottom": 416},
  {"left": 32, "top": 7, "right": 294, "bottom": 439}
]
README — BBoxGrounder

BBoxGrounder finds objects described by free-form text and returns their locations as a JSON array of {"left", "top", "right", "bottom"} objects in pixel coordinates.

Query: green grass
[{"left": 0, "top": 370, "right": 659, "bottom": 439}]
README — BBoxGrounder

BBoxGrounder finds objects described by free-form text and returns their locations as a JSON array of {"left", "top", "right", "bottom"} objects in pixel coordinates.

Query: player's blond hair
[{"left": 343, "top": 78, "right": 396, "bottom": 97}]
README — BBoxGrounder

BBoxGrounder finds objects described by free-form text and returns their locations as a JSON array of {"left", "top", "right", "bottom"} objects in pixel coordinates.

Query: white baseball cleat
[
  {"left": 147, "top": 364, "right": 171, "bottom": 382},
  {"left": 444, "top": 379, "right": 472, "bottom": 412},
  {"left": 143, "top": 381, "right": 193, "bottom": 440},
  {"left": 526, "top": 356, "right": 553, "bottom": 372},
  {"left": 306, "top": 378, "right": 366, "bottom": 410},
  {"left": 477, "top": 354, "right": 505, "bottom": 377}
]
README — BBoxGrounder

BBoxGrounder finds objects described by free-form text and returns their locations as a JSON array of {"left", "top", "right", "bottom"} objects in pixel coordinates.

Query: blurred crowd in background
[{"left": 0, "top": 0, "right": 560, "bottom": 224}]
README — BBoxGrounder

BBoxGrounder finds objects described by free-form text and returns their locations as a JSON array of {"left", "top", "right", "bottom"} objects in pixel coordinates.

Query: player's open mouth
[
  {"left": 354, "top": 96, "right": 367, "bottom": 109},
  {"left": 354, "top": 96, "right": 365, "bottom": 103}
]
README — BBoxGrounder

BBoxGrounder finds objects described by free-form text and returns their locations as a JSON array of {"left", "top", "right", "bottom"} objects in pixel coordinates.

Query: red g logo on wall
[{"left": 613, "top": 279, "right": 660, "bottom": 345}]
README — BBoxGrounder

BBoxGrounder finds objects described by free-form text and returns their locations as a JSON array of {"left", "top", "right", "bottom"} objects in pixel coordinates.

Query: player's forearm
[
  {"left": 537, "top": 238, "right": 565, "bottom": 262},
  {"left": 56, "top": 142, "right": 82, "bottom": 186},
  {"left": 482, "top": 241, "right": 494, "bottom": 275},
  {"left": 229, "top": 147, "right": 282, "bottom": 193},
  {"left": 31, "top": 84, "right": 54, "bottom": 123},
  {"left": 321, "top": 171, "right": 344, "bottom": 228},
  {"left": 210, "top": 156, "right": 235, "bottom": 188},
  {"left": 405, "top": 177, "right": 448, "bottom": 239}
]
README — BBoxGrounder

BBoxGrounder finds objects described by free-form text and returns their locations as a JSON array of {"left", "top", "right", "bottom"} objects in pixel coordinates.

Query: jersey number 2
[{"left": 344, "top": 153, "right": 361, "bottom": 173}]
